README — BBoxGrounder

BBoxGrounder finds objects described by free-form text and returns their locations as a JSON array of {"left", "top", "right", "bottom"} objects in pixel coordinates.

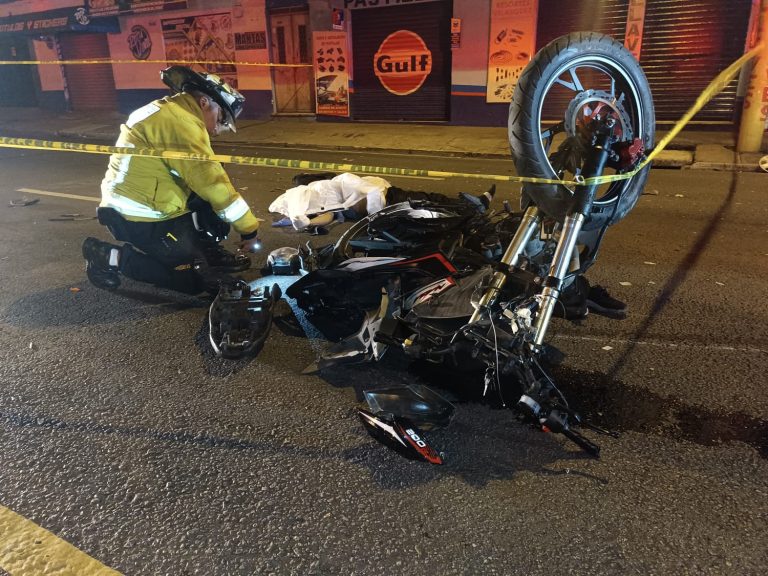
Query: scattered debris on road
[
  {"left": 9, "top": 197, "right": 39, "bottom": 207},
  {"left": 49, "top": 214, "right": 97, "bottom": 221}
]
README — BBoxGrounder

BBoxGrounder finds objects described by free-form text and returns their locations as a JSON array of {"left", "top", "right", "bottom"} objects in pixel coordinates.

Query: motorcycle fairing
[
  {"left": 357, "top": 408, "right": 444, "bottom": 465},
  {"left": 336, "top": 256, "right": 405, "bottom": 271},
  {"left": 209, "top": 281, "right": 281, "bottom": 359},
  {"left": 404, "top": 276, "right": 457, "bottom": 310},
  {"left": 286, "top": 249, "right": 465, "bottom": 342},
  {"left": 391, "top": 252, "right": 458, "bottom": 274},
  {"left": 364, "top": 384, "right": 456, "bottom": 430},
  {"left": 307, "top": 288, "right": 391, "bottom": 370}
]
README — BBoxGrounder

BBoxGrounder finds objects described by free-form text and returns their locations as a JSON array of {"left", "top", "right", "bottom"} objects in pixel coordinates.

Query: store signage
[
  {"left": 235, "top": 31, "right": 267, "bottom": 51},
  {"left": 374, "top": 29, "right": 432, "bottom": 96},
  {"left": 87, "top": 0, "right": 188, "bottom": 18},
  {"left": 486, "top": 0, "right": 537, "bottom": 103},
  {"left": 313, "top": 31, "right": 350, "bottom": 117},
  {"left": 624, "top": 0, "right": 646, "bottom": 61},
  {"left": 0, "top": 7, "right": 119, "bottom": 33}
]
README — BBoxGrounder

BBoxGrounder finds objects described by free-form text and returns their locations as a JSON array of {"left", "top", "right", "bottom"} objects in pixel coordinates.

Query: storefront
[
  {"left": 0, "top": 0, "right": 758, "bottom": 126},
  {"left": 0, "top": 5, "right": 120, "bottom": 110}
]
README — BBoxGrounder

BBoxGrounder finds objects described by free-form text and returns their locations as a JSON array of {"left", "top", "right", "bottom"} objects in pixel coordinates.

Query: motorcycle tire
[{"left": 509, "top": 32, "right": 655, "bottom": 231}]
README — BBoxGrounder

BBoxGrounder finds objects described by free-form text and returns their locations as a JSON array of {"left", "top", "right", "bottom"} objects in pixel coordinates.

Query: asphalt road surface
[{"left": 0, "top": 146, "right": 766, "bottom": 576}]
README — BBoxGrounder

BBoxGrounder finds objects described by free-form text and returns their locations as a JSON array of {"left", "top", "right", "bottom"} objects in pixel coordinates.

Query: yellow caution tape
[
  {"left": 0, "top": 58, "right": 311, "bottom": 68},
  {"left": 0, "top": 136, "right": 572, "bottom": 185},
  {"left": 0, "top": 44, "right": 763, "bottom": 188}
]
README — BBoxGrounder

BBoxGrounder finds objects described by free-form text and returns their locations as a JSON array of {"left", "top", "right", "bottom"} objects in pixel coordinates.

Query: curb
[{"left": 3, "top": 126, "right": 761, "bottom": 173}]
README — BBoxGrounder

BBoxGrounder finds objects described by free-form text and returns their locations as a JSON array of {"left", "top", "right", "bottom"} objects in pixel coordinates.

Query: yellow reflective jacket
[{"left": 100, "top": 92, "right": 259, "bottom": 236}]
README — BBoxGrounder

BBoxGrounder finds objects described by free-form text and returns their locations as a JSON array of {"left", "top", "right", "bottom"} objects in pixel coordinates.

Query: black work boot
[
  {"left": 586, "top": 285, "right": 627, "bottom": 319},
  {"left": 202, "top": 243, "right": 251, "bottom": 273},
  {"left": 554, "top": 275, "right": 589, "bottom": 321},
  {"left": 82, "top": 237, "right": 121, "bottom": 290}
]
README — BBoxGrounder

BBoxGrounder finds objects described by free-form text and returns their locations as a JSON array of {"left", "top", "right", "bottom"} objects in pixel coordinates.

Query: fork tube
[
  {"left": 533, "top": 129, "right": 614, "bottom": 346},
  {"left": 500, "top": 205, "right": 541, "bottom": 268},
  {"left": 532, "top": 213, "right": 584, "bottom": 346},
  {"left": 469, "top": 205, "right": 541, "bottom": 323}
]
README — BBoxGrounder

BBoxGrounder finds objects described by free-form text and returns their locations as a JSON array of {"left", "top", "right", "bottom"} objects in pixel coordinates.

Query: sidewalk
[{"left": 0, "top": 106, "right": 765, "bottom": 171}]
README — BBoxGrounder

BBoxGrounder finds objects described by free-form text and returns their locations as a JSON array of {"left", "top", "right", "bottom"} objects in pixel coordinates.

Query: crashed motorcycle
[{"left": 277, "top": 32, "right": 655, "bottom": 461}]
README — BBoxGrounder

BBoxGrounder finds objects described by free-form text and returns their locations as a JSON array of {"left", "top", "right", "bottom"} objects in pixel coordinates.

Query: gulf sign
[{"left": 374, "top": 30, "right": 432, "bottom": 96}]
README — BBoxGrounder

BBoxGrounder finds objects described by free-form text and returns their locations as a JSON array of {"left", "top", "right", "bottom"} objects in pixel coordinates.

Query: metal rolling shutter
[
  {"left": 537, "top": 0, "right": 752, "bottom": 124},
  {"left": 0, "top": 37, "right": 37, "bottom": 106},
  {"left": 639, "top": 0, "right": 752, "bottom": 124},
  {"left": 351, "top": 1, "right": 452, "bottom": 121},
  {"left": 536, "top": 0, "right": 629, "bottom": 46},
  {"left": 535, "top": 0, "right": 629, "bottom": 122},
  {"left": 59, "top": 33, "right": 118, "bottom": 111}
]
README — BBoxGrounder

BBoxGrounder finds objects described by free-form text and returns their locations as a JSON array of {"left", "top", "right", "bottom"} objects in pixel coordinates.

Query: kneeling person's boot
[{"left": 82, "top": 237, "right": 121, "bottom": 290}]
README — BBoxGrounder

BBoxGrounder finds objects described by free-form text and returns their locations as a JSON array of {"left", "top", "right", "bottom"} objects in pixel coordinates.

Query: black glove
[{"left": 239, "top": 230, "right": 261, "bottom": 252}]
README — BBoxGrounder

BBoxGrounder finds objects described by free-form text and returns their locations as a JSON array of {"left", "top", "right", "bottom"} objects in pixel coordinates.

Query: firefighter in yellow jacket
[{"left": 82, "top": 66, "right": 260, "bottom": 294}]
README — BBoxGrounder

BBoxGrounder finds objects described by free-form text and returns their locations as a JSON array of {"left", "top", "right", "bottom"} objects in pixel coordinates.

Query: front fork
[
  {"left": 468, "top": 204, "right": 541, "bottom": 324},
  {"left": 470, "top": 127, "right": 615, "bottom": 348}
]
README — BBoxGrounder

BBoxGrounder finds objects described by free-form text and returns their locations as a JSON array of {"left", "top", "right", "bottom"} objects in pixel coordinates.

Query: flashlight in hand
[{"left": 240, "top": 232, "right": 262, "bottom": 253}]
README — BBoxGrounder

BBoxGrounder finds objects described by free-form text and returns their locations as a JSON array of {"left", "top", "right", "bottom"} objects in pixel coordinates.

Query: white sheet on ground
[{"left": 268, "top": 172, "right": 390, "bottom": 230}]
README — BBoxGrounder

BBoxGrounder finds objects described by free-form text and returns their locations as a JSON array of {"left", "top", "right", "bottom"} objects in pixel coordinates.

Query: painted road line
[
  {"left": 16, "top": 188, "right": 99, "bottom": 202},
  {"left": 0, "top": 505, "right": 121, "bottom": 575},
  {"left": 552, "top": 333, "right": 768, "bottom": 355}
]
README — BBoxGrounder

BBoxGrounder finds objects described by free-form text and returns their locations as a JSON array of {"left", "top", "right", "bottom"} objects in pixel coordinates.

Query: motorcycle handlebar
[{"left": 561, "top": 427, "right": 601, "bottom": 458}]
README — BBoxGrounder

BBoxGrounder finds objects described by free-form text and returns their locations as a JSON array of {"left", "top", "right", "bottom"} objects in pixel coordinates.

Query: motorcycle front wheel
[{"left": 509, "top": 32, "right": 655, "bottom": 230}]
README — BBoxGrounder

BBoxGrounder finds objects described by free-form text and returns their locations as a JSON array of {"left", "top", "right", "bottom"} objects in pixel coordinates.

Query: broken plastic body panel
[
  {"left": 364, "top": 384, "right": 455, "bottom": 430},
  {"left": 208, "top": 280, "right": 281, "bottom": 359},
  {"left": 357, "top": 408, "right": 443, "bottom": 465}
]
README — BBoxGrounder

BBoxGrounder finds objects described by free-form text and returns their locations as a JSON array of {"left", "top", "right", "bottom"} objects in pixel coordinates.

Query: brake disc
[{"left": 564, "top": 89, "right": 633, "bottom": 142}]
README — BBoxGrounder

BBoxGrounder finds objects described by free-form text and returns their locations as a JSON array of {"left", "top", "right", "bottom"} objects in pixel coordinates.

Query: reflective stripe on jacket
[{"left": 100, "top": 93, "right": 258, "bottom": 236}]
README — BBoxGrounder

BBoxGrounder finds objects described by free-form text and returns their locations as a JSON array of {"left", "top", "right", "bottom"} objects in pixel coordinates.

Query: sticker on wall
[
  {"left": 451, "top": 18, "right": 461, "bottom": 50},
  {"left": 374, "top": 30, "right": 432, "bottom": 96},
  {"left": 128, "top": 25, "right": 152, "bottom": 60},
  {"left": 313, "top": 31, "right": 349, "bottom": 117},
  {"left": 332, "top": 8, "right": 345, "bottom": 31},
  {"left": 486, "top": 0, "right": 538, "bottom": 103},
  {"left": 162, "top": 13, "right": 236, "bottom": 86}
]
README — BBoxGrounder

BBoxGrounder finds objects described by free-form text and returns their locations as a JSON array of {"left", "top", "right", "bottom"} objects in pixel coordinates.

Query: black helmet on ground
[{"left": 160, "top": 65, "right": 245, "bottom": 132}]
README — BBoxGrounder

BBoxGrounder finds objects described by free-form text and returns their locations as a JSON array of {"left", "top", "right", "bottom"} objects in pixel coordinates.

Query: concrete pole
[{"left": 738, "top": 0, "right": 768, "bottom": 152}]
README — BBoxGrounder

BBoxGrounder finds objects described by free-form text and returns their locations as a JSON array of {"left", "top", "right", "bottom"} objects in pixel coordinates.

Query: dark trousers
[
  {"left": 386, "top": 186, "right": 455, "bottom": 206},
  {"left": 99, "top": 206, "right": 228, "bottom": 295}
]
